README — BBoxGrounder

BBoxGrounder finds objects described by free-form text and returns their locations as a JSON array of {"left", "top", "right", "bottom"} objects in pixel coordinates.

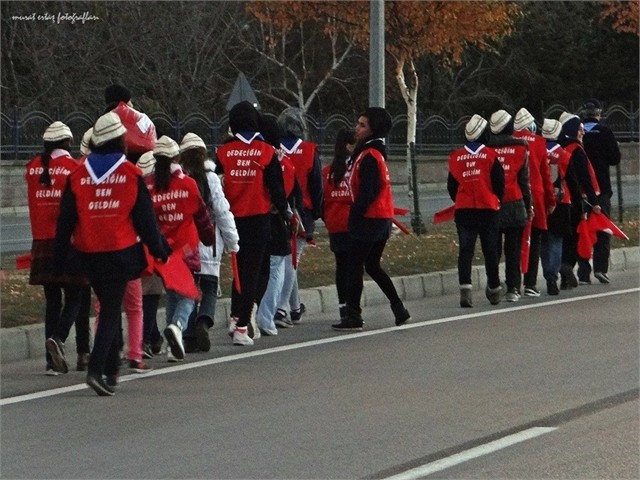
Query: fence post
[{"left": 12, "top": 106, "right": 18, "bottom": 159}]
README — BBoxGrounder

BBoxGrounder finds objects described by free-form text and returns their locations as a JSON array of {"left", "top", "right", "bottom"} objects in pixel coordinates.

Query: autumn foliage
[{"left": 600, "top": 0, "right": 640, "bottom": 35}]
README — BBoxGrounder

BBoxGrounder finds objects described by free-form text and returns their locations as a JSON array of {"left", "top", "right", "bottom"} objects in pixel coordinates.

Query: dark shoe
[
  {"left": 546, "top": 280, "right": 559, "bottom": 296},
  {"left": 290, "top": 303, "right": 306, "bottom": 325},
  {"left": 274, "top": 309, "right": 293, "bottom": 328},
  {"left": 46, "top": 337, "right": 68, "bottom": 374},
  {"left": 151, "top": 337, "right": 163, "bottom": 355},
  {"left": 485, "top": 285, "right": 502, "bottom": 305},
  {"left": 195, "top": 319, "right": 211, "bottom": 352},
  {"left": 128, "top": 359, "right": 153, "bottom": 373},
  {"left": 460, "top": 287, "right": 473, "bottom": 308},
  {"left": 86, "top": 373, "right": 115, "bottom": 397},
  {"left": 105, "top": 374, "right": 119, "bottom": 388},
  {"left": 523, "top": 286, "right": 541, "bottom": 297},
  {"left": 142, "top": 343, "right": 154, "bottom": 359},
  {"left": 183, "top": 336, "right": 199, "bottom": 354},
  {"left": 332, "top": 310, "right": 363, "bottom": 331},
  {"left": 391, "top": 302, "right": 411, "bottom": 326},
  {"left": 578, "top": 277, "right": 592, "bottom": 285},
  {"left": 560, "top": 264, "right": 578, "bottom": 289},
  {"left": 594, "top": 272, "right": 610, "bottom": 284},
  {"left": 76, "top": 352, "right": 90, "bottom": 372}
]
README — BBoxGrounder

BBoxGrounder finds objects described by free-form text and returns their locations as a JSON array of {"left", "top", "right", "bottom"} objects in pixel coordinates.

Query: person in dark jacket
[
  {"left": 578, "top": 99, "right": 621, "bottom": 284},
  {"left": 558, "top": 112, "right": 602, "bottom": 288},
  {"left": 215, "top": 101, "right": 289, "bottom": 346},
  {"left": 448, "top": 114, "right": 505, "bottom": 308},
  {"left": 331, "top": 107, "right": 411, "bottom": 331},
  {"left": 54, "top": 112, "right": 170, "bottom": 396}
]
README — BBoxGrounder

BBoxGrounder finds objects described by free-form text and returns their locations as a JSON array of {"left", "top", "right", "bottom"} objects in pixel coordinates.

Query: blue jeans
[
  {"left": 277, "top": 238, "right": 305, "bottom": 312},
  {"left": 541, "top": 231, "right": 563, "bottom": 282},
  {"left": 257, "top": 255, "right": 287, "bottom": 331},
  {"left": 165, "top": 290, "right": 195, "bottom": 332}
]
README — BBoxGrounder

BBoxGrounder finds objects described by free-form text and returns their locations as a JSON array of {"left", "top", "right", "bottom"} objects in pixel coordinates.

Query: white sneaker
[
  {"left": 228, "top": 316, "right": 238, "bottom": 337},
  {"left": 164, "top": 323, "right": 185, "bottom": 360},
  {"left": 233, "top": 327, "right": 254, "bottom": 346}
]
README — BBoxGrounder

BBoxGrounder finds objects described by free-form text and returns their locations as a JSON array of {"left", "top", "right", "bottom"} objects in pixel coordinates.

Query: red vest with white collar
[
  {"left": 493, "top": 144, "right": 528, "bottom": 203},
  {"left": 280, "top": 154, "right": 296, "bottom": 198},
  {"left": 322, "top": 164, "right": 351, "bottom": 233},
  {"left": 349, "top": 147, "right": 394, "bottom": 218},
  {"left": 26, "top": 151, "right": 79, "bottom": 240},
  {"left": 282, "top": 140, "right": 317, "bottom": 211},
  {"left": 216, "top": 139, "right": 274, "bottom": 217},
  {"left": 448, "top": 144, "right": 500, "bottom": 210},
  {"left": 68, "top": 156, "right": 140, "bottom": 252},
  {"left": 547, "top": 143, "right": 572, "bottom": 205}
]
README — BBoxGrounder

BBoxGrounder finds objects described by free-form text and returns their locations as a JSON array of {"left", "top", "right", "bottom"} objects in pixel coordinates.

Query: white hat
[
  {"left": 136, "top": 150, "right": 156, "bottom": 175},
  {"left": 179, "top": 132, "right": 207, "bottom": 153},
  {"left": 154, "top": 135, "right": 180, "bottom": 158},
  {"left": 513, "top": 108, "right": 535, "bottom": 131},
  {"left": 43, "top": 121, "right": 73, "bottom": 142},
  {"left": 80, "top": 128, "right": 93, "bottom": 156},
  {"left": 541, "top": 119, "right": 562, "bottom": 140},
  {"left": 490, "top": 110, "right": 512, "bottom": 134},
  {"left": 464, "top": 114, "right": 488, "bottom": 142},
  {"left": 559, "top": 111, "right": 579, "bottom": 125},
  {"left": 91, "top": 112, "right": 126, "bottom": 147}
]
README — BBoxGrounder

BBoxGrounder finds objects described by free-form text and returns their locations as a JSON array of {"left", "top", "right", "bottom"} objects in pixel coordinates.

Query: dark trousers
[
  {"left": 142, "top": 294, "right": 162, "bottom": 345},
  {"left": 345, "top": 237, "right": 401, "bottom": 314},
  {"left": 333, "top": 249, "right": 350, "bottom": 305},
  {"left": 498, "top": 226, "right": 523, "bottom": 291},
  {"left": 523, "top": 227, "right": 544, "bottom": 288},
  {"left": 456, "top": 216, "right": 500, "bottom": 289},
  {"left": 74, "top": 285, "right": 92, "bottom": 354},
  {"left": 231, "top": 242, "right": 268, "bottom": 328},
  {"left": 87, "top": 277, "right": 128, "bottom": 377},
  {"left": 185, "top": 274, "right": 219, "bottom": 337},
  {"left": 43, "top": 284, "right": 83, "bottom": 366}
]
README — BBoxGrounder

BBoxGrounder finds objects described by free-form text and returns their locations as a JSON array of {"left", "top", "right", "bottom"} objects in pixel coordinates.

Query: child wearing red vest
[
  {"left": 26, "top": 121, "right": 87, "bottom": 375},
  {"left": 54, "top": 112, "right": 170, "bottom": 396}
]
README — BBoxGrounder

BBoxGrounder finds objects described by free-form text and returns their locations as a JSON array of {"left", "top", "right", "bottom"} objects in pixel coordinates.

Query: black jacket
[{"left": 582, "top": 117, "right": 621, "bottom": 196}]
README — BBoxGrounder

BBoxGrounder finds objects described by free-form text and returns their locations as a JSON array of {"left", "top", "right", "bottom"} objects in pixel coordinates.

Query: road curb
[{"left": 2, "top": 247, "right": 638, "bottom": 364}]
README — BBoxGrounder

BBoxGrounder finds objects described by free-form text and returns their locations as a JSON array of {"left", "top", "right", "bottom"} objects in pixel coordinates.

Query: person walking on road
[
  {"left": 578, "top": 99, "right": 621, "bottom": 284},
  {"left": 331, "top": 107, "right": 411, "bottom": 331},
  {"left": 54, "top": 112, "right": 171, "bottom": 396},
  {"left": 448, "top": 114, "right": 505, "bottom": 308}
]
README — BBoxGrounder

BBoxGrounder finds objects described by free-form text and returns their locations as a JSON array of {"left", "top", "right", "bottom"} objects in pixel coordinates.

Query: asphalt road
[{"left": 1, "top": 268, "right": 638, "bottom": 479}]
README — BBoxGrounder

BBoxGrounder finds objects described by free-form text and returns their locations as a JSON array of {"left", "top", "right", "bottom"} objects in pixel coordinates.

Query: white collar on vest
[
  {"left": 85, "top": 154, "right": 127, "bottom": 185},
  {"left": 280, "top": 138, "right": 303, "bottom": 154},
  {"left": 50, "top": 148, "right": 70, "bottom": 159},
  {"left": 235, "top": 132, "right": 261, "bottom": 144},
  {"left": 464, "top": 144, "right": 485, "bottom": 155},
  {"left": 365, "top": 137, "right": 386, "bottom": 145},
  {"left": 170, "top": 162, "right": 185, "bottom": 178}
]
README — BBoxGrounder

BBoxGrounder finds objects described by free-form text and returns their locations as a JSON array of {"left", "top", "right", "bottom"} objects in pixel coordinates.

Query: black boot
[
  {"left": 331, "top": 308, "right": 363, "bottom": 331},
  {"left": 391, "top": 302, "right": 411, "bottom": 326},
  {"left": 195, "top": 316, "right": 212, "bottom": 352}
]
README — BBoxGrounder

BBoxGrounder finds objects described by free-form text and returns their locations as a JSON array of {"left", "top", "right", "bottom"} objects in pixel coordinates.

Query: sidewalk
[{"left": 2, "top": 247, "right": 639, "bottom": 364}]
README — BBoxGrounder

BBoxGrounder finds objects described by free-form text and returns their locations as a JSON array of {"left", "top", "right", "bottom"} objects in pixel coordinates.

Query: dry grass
[{"left": 2, "top": 208, "right": 637, "bottom": 329}]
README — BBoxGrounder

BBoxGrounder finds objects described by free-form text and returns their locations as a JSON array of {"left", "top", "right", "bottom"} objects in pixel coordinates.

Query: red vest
[
  {"left": 322, "top": 164, "right": 351, "bottom": 233},
  {"left": 26, "top": 151, "right": 79, "bottom": 240},
  {"left": 513, "top": 130, "right": 555, "bottom": 229},
  {"left": 111, "top": 102, "right": 157, "bottom": 154},
  {"left": 282, "top": 140, "right": 317, "bottom": 211},
  {"left": 349, "top": 148, "right": 394, "bottom": 218},
  {"left": 547, "top": 143, "right": 572, "bottom": 205},
  {"left": 448, "top": 145, "right": 501, "bottom": 211},
  {"left": 493, "top": 144, "right": 528, "bottom": 203},
  {"left": 280, "top": 154, "right": 296, "bottom": 198},
  {"left": 148, "top": 169, "right": 203, "bottom": 253},
  {"left": 564, "top": 142, "right": 601, "bottom": 196},
  {"left": 216, "top": 139, "right": 274, "bottom": 217},
  {"left": 68, "top": 156, "right": 140, "bottom": 252}
]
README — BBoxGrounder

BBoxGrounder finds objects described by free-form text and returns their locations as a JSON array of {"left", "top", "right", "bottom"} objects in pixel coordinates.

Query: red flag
[
  {"left": 433, "top": 204, "right": 456, "bottom": 224},
  {"left": 521, "top": 221, "right": 532, "bottom": 274},
  {"left": 15, "top": 252, "right": 32, "bottom": 270},
  {"left": 577, "top": 218, "right": 597, "bottom": 259},
  {"left": 586, "top": 211, "right": 629, "bottom": 240},
  {"left": 393, "top": 207, "right": 410, "bottom": 216},
  {"left": 153, "top": 250, "right": 200, "bottom": 300},
  {"left": 392, "top": 217, "right": 411, "bottom": 235},
  {"left": 231, "top": 251, "right": 241, "bottom": 293}
]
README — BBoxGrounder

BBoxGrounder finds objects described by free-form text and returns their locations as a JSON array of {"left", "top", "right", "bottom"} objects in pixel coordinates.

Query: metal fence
[{"left": 1, "top": 104, "right": 637, "bottom": 161}]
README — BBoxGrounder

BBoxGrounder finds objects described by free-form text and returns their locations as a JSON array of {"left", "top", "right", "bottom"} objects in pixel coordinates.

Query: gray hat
[
  {"left": 513, "top": 108, "right": 535, "bottom": 131},
  {"left": 465, "top": 114, "right": 488, "bottom": 142},
  {"left": 490, "top": 110, "right": 512, "bottom": 134},
  {"left": 277, "top": 107, "right": 305, "bottom": 138},
  {"left": 179, "top": 132, "right": 207, "bottom": 153},
  {"left": 43, "top": 121, "right": 73, "bottom": 142},
  {"left": 91, "top": 112, "right": 126, "bottom": 147},
  {"left": 541, "top": 119, "right": 562, "bottom": 140},
  {"left": 154, "top": 135, "right": 180, "bottom": 158},
  {"left": 136, "top": 150, "right": 156, "bottom": 175}
]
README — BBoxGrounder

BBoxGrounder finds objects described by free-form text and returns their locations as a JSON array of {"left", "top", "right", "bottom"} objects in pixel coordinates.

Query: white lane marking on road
[
  {"left": 383, "top": 427, "right": 558, "bottom": 479},
  {"left": 1, "top": 288, "right": 638, "bottom": 406}
]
